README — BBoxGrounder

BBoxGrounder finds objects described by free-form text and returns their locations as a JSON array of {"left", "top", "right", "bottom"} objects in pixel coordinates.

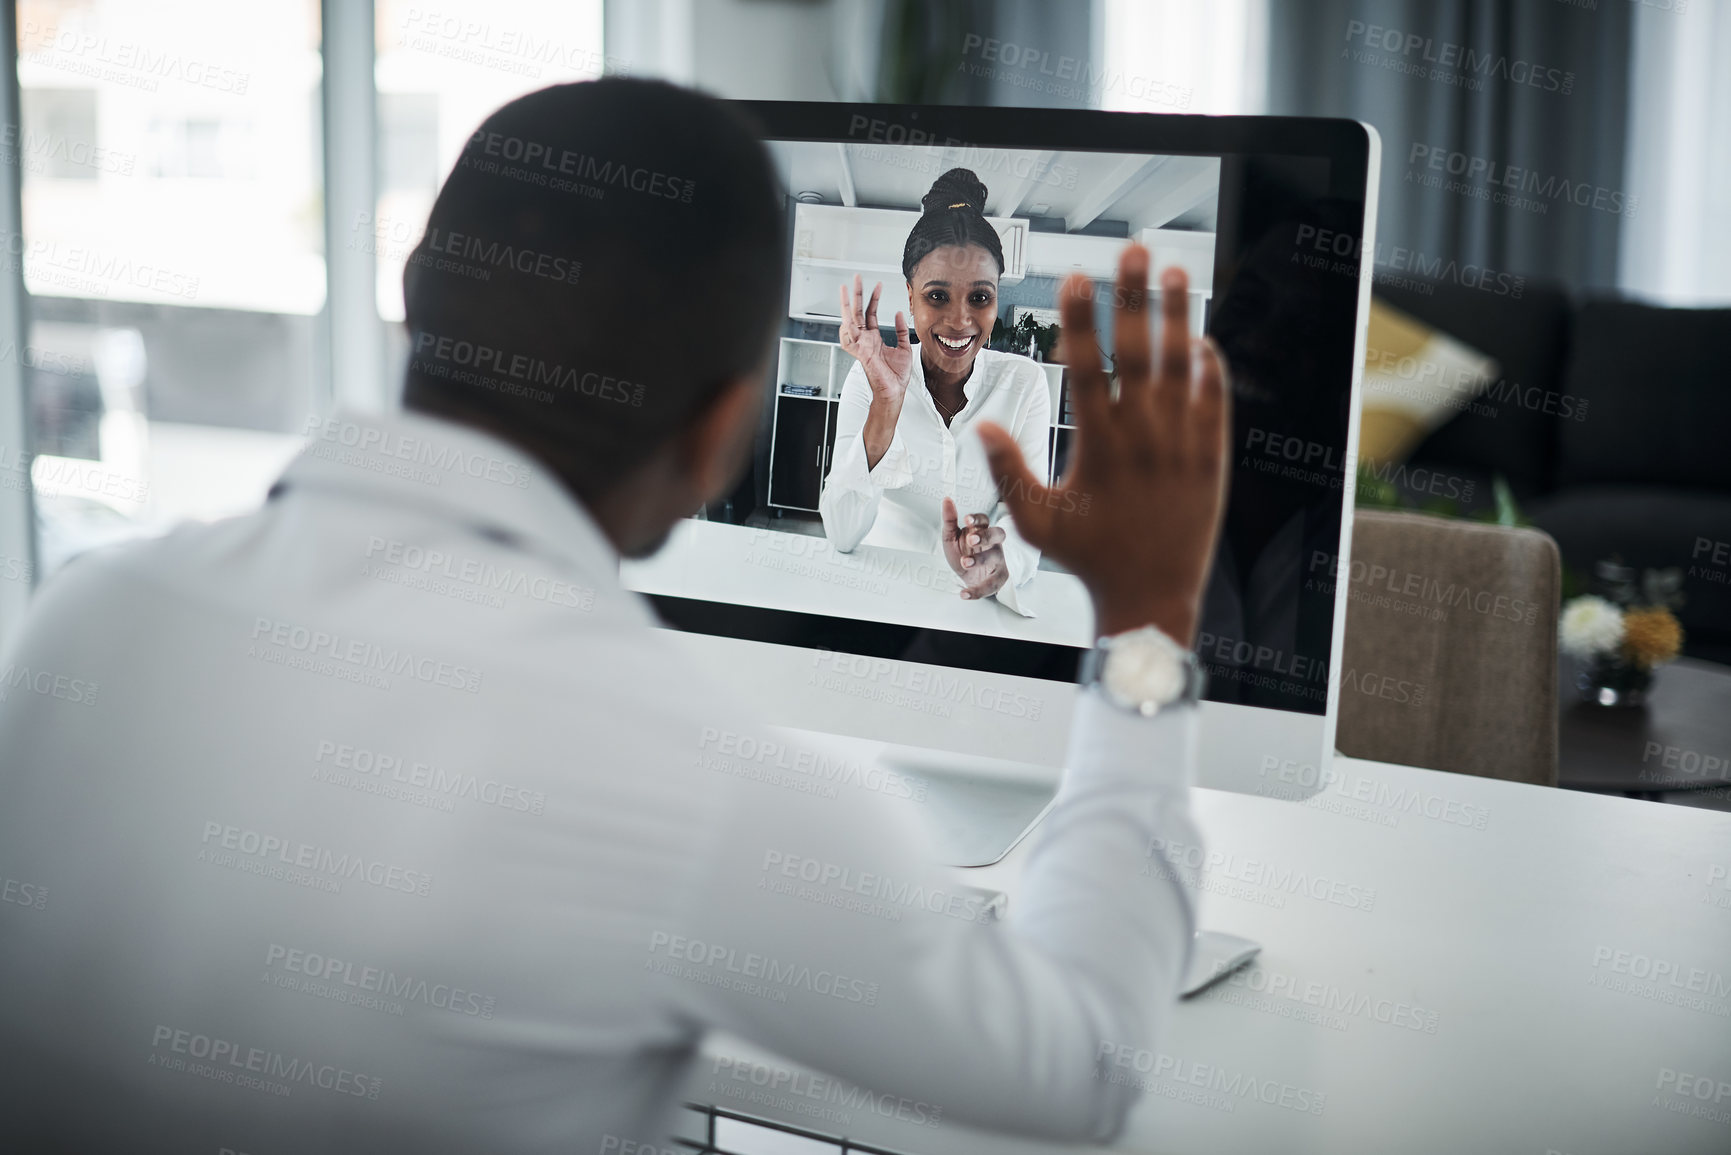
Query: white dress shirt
[
  {"left": 820, "top": 347, "right": 1051, "bottom": 616},
  {"left": 0, "top": 405, "right": 1200, "bottom": 1155}
]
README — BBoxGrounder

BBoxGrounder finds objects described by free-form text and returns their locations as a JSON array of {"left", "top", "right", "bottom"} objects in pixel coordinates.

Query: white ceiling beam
[
  {"left": 834, "top": 142, "right": 857, "bottom": 207},
  {"left": 991, "top": 150, "right": 1058, "bottom": 217},
  {"left": 1064, "top": 154, "right": 1165, "bottom": 232},
  {"left": 1131, "top": 159, "right": 1221, "bottom": 230}
]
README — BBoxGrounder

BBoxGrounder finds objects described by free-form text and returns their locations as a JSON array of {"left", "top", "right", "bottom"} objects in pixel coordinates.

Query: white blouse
[{"left": 819, "top": 347, "right": 1053, "bottom": 616}]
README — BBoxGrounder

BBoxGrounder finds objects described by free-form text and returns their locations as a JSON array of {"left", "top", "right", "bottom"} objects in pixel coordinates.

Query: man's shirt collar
[{"left": 276, "top": 407, "right": 620, "bottom": 579}]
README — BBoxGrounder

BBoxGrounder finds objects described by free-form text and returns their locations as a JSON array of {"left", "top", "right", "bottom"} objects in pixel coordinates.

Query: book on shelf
[{"left": 782, "top": 383, "right": 823, "bottom": 397}]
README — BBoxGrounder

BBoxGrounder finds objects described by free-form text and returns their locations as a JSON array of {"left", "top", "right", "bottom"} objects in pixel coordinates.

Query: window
[
  {"left": 15, "top": 0, "right": 324, "bottom": 576},
  {"left": 1100, "top": 0, "right": 1268, "bottom": 116},
  {"left": 371, "top": 0, "right": 605, "bottom": 323},
  {"left": 20, "top": 87, "right": 97, "bottom": 179}
]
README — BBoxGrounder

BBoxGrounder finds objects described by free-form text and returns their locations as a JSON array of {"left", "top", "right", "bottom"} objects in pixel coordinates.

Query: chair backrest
[{"left": 1336, "top": 510, "right": 1561, "bottom": 786}]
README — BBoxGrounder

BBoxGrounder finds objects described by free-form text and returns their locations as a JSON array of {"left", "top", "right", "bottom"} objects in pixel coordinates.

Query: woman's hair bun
[{"left": 921, "top": 168, "right": 989, "bottom": 215}]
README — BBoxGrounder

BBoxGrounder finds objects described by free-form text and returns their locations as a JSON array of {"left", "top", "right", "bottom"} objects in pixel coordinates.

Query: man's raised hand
[{"left": 975, "top": 246, "right": 1230, "bottom": 644}]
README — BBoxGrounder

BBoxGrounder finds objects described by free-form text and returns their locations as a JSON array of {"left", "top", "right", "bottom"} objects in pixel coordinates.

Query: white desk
[
  {"left": 681, "top": 757, "right": 1731, "bottom": 1154},
  {"left": 622, "top": 518, "right": 1094, "bottom": 648}
]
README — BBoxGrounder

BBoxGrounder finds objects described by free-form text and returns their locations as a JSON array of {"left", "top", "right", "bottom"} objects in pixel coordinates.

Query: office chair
[{"left": 1336, "top": 509, "right": 1562, "bottom": 786}]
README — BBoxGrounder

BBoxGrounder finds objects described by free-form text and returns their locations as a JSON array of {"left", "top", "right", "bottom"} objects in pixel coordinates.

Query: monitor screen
[{"left": 621, "top": 106, "right": 1375, "bottom": 808}]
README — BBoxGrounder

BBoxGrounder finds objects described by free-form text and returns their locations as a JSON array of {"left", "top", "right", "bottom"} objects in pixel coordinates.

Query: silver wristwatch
[{"left": 1078, "top": 624, "right": 1206, "bottom": 716}]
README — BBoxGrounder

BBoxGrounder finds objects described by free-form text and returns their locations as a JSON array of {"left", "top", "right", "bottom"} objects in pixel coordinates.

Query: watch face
[{"left": 1102, "top": 637, "right": 1185, "bottom": 707}]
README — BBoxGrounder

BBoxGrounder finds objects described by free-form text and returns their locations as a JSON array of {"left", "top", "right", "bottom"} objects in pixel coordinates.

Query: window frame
[{"left": 0, "top": 0, "right": 385, "bottom": 651}]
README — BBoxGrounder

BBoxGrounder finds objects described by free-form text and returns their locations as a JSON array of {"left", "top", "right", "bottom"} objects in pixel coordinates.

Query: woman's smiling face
[{"left": 907, "top": 244, "right": 1000, "bottom": 374}]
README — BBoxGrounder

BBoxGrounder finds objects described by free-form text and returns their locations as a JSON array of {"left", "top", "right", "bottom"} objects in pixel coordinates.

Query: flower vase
[{"left": 1578, "top": 655, "right": 1653, "bottom": 708}]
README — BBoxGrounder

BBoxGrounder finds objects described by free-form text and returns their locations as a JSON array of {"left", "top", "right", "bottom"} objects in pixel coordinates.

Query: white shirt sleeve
[
  {"left": 990, "top": 362, "right": 1052, "bottom": 618},
  {"left": 819, "top": 362, "right": 912, "bottom": 553},
  {"left": 662, "top": 689, "right": 1201, "bottom": 1144}
]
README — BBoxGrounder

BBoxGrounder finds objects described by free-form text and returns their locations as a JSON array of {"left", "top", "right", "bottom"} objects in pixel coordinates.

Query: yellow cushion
[{"left": 1358, "top": 299, "right": 1498, "bottom": 465}]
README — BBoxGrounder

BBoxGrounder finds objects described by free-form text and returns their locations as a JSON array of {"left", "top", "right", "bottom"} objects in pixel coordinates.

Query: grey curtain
[
  {"left": 834, "top": 0, "right": 1097, "bottom": 108},
  {"left": 1267, "top": 0, "right": 1633, "bottom": 292}
]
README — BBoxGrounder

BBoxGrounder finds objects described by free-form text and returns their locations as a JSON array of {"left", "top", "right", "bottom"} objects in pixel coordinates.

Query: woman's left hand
[{"left": 942, "top": 498, "right": 1009, "bottom": 600}]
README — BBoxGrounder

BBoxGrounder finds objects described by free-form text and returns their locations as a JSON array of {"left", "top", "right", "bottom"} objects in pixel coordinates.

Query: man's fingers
[
  {"left": 1193, "top": 337, "right": 1230, "bottom": 471},
  {"left": 941, "top": 496, "right": 960, "bottom": 540},
  {"left": 1112, "top": 245, "right": 1153, "bottom": 396},
  {"left": 977, "top": 421, "right": 1055, "bottom": 548},
  {"left": 1057, "top": 272, "right": 1109, "bottom": 431},
  {"left": 1155, "top": 266, "right": 1192, "bottom": 423}
]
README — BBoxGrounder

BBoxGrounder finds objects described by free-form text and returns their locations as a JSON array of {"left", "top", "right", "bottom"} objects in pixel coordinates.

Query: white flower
[{"left": 1559, "top": 596, "right": 1624, "bottom": 659}]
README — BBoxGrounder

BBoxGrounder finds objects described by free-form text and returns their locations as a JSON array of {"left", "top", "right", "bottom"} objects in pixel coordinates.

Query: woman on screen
[{"left": 819, "top": 168, "right": 1051, "bottom": 616}]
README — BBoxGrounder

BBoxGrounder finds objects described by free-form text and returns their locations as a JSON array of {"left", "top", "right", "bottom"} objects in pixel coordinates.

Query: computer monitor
[{"left": 621, "top": 103, "right": 1379, "bottom": 858}]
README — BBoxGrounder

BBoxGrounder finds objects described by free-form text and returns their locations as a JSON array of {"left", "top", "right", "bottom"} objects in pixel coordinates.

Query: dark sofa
[{"left": 1373, "top": 278, "right": 1731, "bottom": 664}]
